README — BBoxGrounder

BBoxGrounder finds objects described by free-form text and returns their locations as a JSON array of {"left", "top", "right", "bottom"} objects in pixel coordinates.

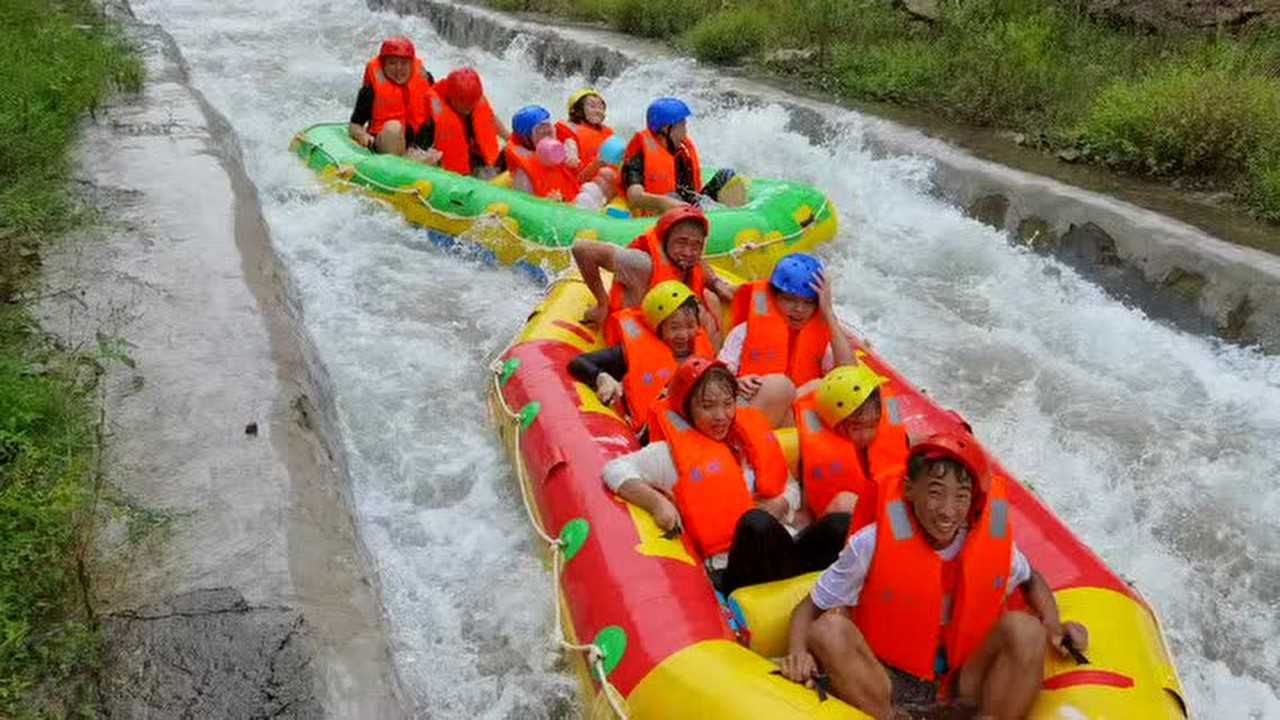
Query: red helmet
[
  {"left": 379, "top": 36, "right": 416, "bottom": 59},
  {"left": 443, "top": 68, "right": 484, "bottom": 112},
  {"left": 909, "top": 432, "right": 990, "bottom": 489},
  {"left": 665, "top": 357, "right": 731, "bottom": 418},
  {"left": 654, "top": 205, "right": 709, "bottom": 244}
]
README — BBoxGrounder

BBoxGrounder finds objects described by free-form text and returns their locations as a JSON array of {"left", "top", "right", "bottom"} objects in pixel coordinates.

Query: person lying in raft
[
  {"left": 622, "top": 97, "right": 745, "bottom": 215},
  {"left": 720, "top": 253, "right": 856, "bottom": 405},
  {"left": 603, "top": 358, "right": 850, "bottom": 594},
  {"left": 792, "top": 364, "right": 909, "bottom": 531},
  {"left": 569, "top": 281, "right": 716, "bottom": 434},
  {"left": 556, "top": 88, "right": 614, "bottom": 182},
  {"left": 781, "top": 433, "right": 1090, "bottom": 720},
  {"left": 415, "top": 68, "right": 505, "bottom": 178},
  {"left": 348, "top": 37, "right": 435, "bottom": 157},
  {"left": 506, "top": 106, "right": 578, "bottom": 200},
  {"left": 573, "top": 205, "right": 736, "bottom": 329}
]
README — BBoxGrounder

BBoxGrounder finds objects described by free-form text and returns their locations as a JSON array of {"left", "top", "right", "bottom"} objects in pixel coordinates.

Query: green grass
[
  {"left": 0, "top": 0, "right": 140, "bottom": 716},
  {"left": 478, "top": 0, "right": 1280, "bottom": 223}
]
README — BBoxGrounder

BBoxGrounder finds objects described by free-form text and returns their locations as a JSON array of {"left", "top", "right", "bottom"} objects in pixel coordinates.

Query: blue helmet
[
  {"left": 646, "top": 97, "right": 692, "bottom": 133},
  {"left": 512, "top": 105, "right": 552, "bottom": 140},
  {"left": 769, "top": 253, "right": 823, "bottom": 300}
]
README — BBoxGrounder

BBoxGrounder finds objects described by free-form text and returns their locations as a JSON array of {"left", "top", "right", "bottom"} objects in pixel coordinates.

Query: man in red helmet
[
  {"left": 413, "top": 67, "right": 506, "bottom": 177},
  {"left": 780, "top": 433, "right": 1090, "bottom": 719},
  {"left": 348, "top": 37, "right": 435, "bottom": 157},
  {"left": 572, "top": 205, "right": 735, "bottom": 331}
]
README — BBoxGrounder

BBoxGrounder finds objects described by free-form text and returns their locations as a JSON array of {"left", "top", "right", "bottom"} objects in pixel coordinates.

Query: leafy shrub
[
  {"left": 686, "top": 8, "right": 771, "bottom": 65},
  {"left": 609, "top": 0, "right": 714, "bottom": 39}
]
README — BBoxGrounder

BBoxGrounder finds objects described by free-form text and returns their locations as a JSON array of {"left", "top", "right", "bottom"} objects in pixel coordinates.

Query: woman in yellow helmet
[{"left": 556, "top": 88, "right": 615, "bottom": 182}]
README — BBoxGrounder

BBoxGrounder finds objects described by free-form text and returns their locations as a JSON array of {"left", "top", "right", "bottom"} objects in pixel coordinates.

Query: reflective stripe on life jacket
[
  {"left": 428, "top": 94, "right": 501, "bottom": 175},
  {"left": 610, "top": 308, "right": 714, "bottom": 432},
  {"left": 622, "top": 130, "right": 703, "bottom": 199},
  {"left": 364, "top": 56, "right": 433, "bottom": 137},
  {"left": 852, "top": 473, "right": 1013, "bottom": 681},
  {"left": 732, "top": 281, "right": 832, "bottom": 385},
  {"left": 650, "top": 401, "right": 787, "bottom": 558},
  {"left": 604, "top": 229, "right": 708, "bottom": 340},
  {"left": 504, "top": 143, "right": 581, "bottom": 201},
  {"left": 556, "top": 120, "right": 615, "bottom": 167},
  {"left": 794, "top": 388, "right": 909, "bottom": 530}
]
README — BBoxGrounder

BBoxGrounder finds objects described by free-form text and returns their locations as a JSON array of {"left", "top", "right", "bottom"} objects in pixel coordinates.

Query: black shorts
[{"left": 887, "top": 665, "right": 940, "bottom": 712}]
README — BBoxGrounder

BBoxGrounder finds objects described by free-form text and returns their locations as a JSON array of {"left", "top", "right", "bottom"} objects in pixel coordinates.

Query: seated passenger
[
  {"left": 568, "top": 281, "right": 716, "bottom": 433},
  {"left": 622, "top": 97, "right": 742, "bottom": 215},
  {"left": 556, "top": 88, "right": 615, "bottom": 181},
  {"left": 572, "top": 205, "right": 735, "bottom": 328},
  {"left": 782, "top": 433, "right": 1090, "bottom": 719},
  {"left": 793, "top": 365, "right": 908, "bottom": 530},
  {"left": 573, "top": 166, "right": 620, "bottom": 211},
  {"left": 720, "top": 253, "right": 855, "bottom": 396},
  {"left": 603, "top": 359, "right": 850, "bottom": 595},
  {"left": 506, "top": 106, "right": 577, "bottom": 199},
  {"left": 420, "top": 68, "right": 503, "bottom": 177},
  {"left": 348, "top": 37, "right": 434, "bottom": 157}
]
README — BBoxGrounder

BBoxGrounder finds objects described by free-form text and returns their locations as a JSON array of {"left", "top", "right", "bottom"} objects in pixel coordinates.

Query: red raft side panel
[
  {"left": 498, "top": 339, "right": 733, "bottom": 697},
  {"left": 853, "top": 346, "right": 1141, "bottom": 605}
]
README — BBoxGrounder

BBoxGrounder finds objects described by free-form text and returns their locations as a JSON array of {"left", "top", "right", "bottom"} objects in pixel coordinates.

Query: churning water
[{"left": 127, "top": 0, "right": 1280, "bottom": 714}]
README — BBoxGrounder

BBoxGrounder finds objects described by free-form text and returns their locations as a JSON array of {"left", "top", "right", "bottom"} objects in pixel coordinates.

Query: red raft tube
[{"left": 488, "top": 275, "right": 1188, "bottom": 719}]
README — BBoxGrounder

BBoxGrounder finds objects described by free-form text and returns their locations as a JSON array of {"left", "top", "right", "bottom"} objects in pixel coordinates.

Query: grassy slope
[
  {"left": 0, "top": 0, "right": 141, "bottom": 716},
  {"left": 487, "top": 0, "right": 1280, "bottom": 223}
]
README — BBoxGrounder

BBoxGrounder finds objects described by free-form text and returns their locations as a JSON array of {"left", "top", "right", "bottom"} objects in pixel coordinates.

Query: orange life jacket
[
  {"left": 609, "top": 308, "right": 715, "bottom": 432},
  {"left": 853, "top": 473, "right": 1013, "bottom": 682},
  {"left": 504, "top": 143, "right": 581, "bottom": 201},
  {"left": 731, "top": 281, "right": 832, "bottom": 385},
  {"left": 794, "top": 388, "right": 909, "bottom": 529},
  {"left": 604, "top": 230, "right": 708, "bottom": 342},
  {"left": 622, "top": 130, "right": 703, "bottom": 199},
  {"left": 364, "top": 56, "right": 433, "bottom": 137},
  {"left": 650, "top": 402, "right": 788, "bottom": 557},
  {"left": 428, "top": 93, "right": 501, "bottom": 175},
  {"left": 556, "top": 121, "right": 615, "bottom": 168}
]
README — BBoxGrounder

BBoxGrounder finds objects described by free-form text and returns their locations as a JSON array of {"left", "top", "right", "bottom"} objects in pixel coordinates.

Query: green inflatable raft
[{"left": 291, "top": 123, "right": 838, "bottom": 281}]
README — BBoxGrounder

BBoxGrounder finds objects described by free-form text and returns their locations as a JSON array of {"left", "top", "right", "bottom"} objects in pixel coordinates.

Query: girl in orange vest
[
  {"left": 781, "top": 434, "right": 1090, "bottom": 719},
  {"left": 556, "top": 88, "right": 615, "bottom": 182},
  {"left": 621, "top": 97, "right": 743, "bottom": 215},
  {"left": 602, "top": 359, "right": 851, "bottom": 594},
  {"left": 720, "top": 253, "right": 857, "bottom": 394},
  {"left": 569, "top": 281, "right": 716, "bottom": 434},
  {"left": 348, "top": 37, "right": 435, "bottom": 157},
  {"left": 793, "top": 364, "right": 909, "bottom": 532},
  {"left": 505, "top": 106, "right": 579, "bottom": 200}
]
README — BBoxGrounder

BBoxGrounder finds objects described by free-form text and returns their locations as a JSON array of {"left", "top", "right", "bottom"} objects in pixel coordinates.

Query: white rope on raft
[
  {"left": 304, "top": 137, "right": 829, "bottom": 263},
  {"left": 488, "top": 352, "right": 630, "bottom": 719}
]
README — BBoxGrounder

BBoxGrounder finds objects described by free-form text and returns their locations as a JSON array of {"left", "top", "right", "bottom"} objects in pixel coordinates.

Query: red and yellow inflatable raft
[{"left": 489, "top": 274, "right": 1188, "bottom": 719}]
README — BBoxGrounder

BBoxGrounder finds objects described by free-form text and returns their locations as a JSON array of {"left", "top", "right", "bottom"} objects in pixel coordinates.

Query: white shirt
[
  {"left": 811, "top": 524, "right": 1032, "bottom": 612},
  {"left": 718, "top": 322, "right": 835, "bottom": 376},
  {"left": 602, "top": 440, "right": 803, "bottom": 568}
]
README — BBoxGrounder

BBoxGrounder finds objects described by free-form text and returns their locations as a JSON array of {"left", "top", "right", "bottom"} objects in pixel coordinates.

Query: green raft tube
[{"left": 291, "top": 123, "right": 838, "bottom": 282}]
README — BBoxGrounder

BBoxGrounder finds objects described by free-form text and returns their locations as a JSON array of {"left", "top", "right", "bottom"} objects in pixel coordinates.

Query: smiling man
[{"left": 348, "top": 37, "right": 435, "bottom": 157}]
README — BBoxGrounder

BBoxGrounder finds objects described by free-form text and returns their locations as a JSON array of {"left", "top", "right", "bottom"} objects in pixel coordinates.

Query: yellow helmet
[
  {"left": 642, "top": 280, "right": 696, "bottom": 330},
  {"left": 815, "top": 364, "right": 889, "bottom": 427},
  {"left": 567, "top": 88, "right": 603, "bottom": 116}
]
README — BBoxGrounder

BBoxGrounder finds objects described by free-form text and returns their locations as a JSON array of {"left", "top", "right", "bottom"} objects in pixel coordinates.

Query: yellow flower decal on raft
[
  {"left": 792, "top": 204, "right": 814, "bottom": 228},
  {"left": 413, "top": 180, "right": 434, "bottom": 201},
  {"left": 734, "top": 228, "right": 763, "bottom": 249},
  {"left": 574, "top": 228, "right": 599, "bottom": 242},
  {"left": 626, "top": 501, "right": 696, "bottom": 566},
  {"left": 485, "top": 201, "right": 509, "bottom": 216},
  {"left": 573, "top": 382, "right": 624, "bottom": 423}
]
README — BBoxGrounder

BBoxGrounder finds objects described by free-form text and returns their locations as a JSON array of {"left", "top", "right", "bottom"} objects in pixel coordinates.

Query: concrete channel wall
[{"left": 373, "top": 0, "right": 1280, "bottom": 353}]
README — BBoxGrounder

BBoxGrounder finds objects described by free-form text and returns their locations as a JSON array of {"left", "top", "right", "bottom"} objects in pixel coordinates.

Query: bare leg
[
  {"left": 747, "top": 373, "right": 796, "bottom": 428},
  {"left": 807, "top": 612, "right": 895, "bottom": 720},
  {"left": 954, "top": 611, "right": 1046, "bottom": 720},
  {"left": 374, "top": 120, "right": 406, "bottom": 156}
]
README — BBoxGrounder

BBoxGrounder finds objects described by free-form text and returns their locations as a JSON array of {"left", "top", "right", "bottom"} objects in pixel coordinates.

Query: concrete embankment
[
  {"left": 374, "top": 0, "right": 1280, "bottom": 354},
  {"left": 37, "top": 2, "right": 405, "bottom": 716}
]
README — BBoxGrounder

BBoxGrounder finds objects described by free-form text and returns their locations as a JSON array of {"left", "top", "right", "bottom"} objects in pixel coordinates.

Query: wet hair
[
  {"left": 685, "top": 366, "right": 737, "bottom": 418},
  {"left": 907, "top": 456, "right": 975, "bottom": 490},
  {"left": 569, "top": 94, "right": 605, "bottom": 125}
]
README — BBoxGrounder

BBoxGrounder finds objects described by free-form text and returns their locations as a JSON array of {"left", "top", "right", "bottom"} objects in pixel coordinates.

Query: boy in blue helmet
[
  {"left": 720, "top": 253, "right": 856, "bottom": 399},
  {"left": 621, "top": 97, "right": 742, "bottom": 215},
  {"left": 505, "top": 105, "right": 560, "bottom": 194}
]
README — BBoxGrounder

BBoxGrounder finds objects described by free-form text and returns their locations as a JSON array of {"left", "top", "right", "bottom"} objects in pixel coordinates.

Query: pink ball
[{"left": 536, "top": 137, "right": 566, "bottom": 167}]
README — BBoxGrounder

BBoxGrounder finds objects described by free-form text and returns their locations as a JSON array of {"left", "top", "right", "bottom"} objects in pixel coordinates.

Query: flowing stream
[{"left": 127, "top": 0, "right": 1280, "bottom": 715}]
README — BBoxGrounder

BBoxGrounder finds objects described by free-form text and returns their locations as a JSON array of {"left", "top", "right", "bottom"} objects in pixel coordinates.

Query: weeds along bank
[
  {"left": 483, "top": 0, "right": 1280, "bottom": 224},
  {"left": 0, "top": 0, "right": 141, "bottom": 715}
]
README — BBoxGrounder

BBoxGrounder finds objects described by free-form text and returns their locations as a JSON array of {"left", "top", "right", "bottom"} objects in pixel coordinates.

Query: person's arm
[
  {"left": 701, "top": 263, "right": 738, "bottom": 303},
  {"left": 814, "top": 271, "right": 855, "bottom": 369},
  {"left": 780, "top": 596, "right": 823, "bottom": 683},
  {"left": 781, "top": 528, "right": 873, "bottom": 682},
  {"left": 622, "top": 153, "right": 684, "bottom": 214},
  {"left": 512, "top": 169, "right": 535, "bottom": 194},
  {"left": 571, "top": 240, "right": 621, "bottom": 325},
  {"left": 616, "top": 479, "right": 680, "bottom": 532},
  {"left": 602, "top": 443, "right": 681, "bottom": 531},
  {"left": 568, "top": 346, "right": 628, "bottom": 405},
  {"left": 1022, "top": 565, "right": 1089, "bottom": 655},
  {"left": 348, "top": 85, "right": 376, "bottom": 148}
]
